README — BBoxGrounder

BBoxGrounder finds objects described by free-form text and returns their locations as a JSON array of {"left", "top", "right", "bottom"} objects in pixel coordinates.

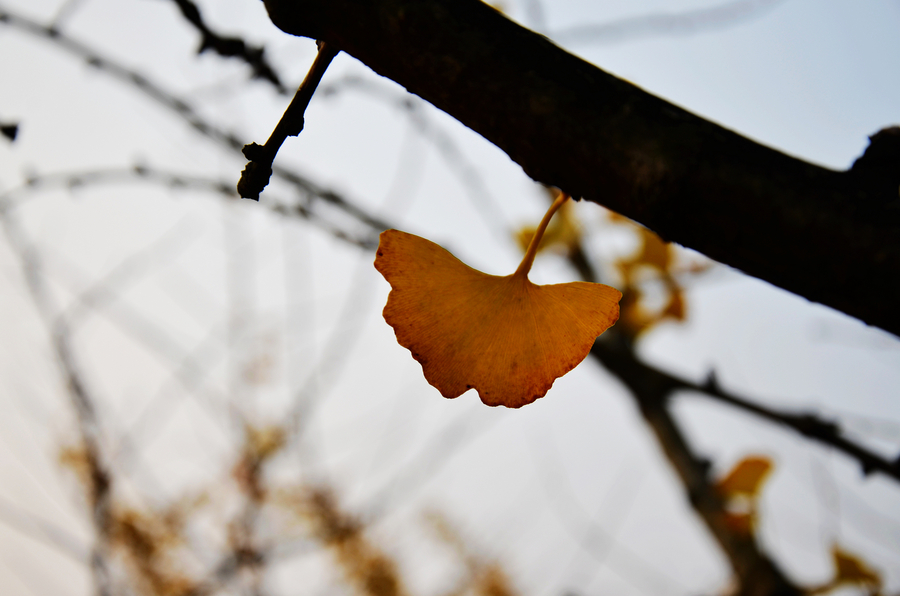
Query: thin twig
[
  {"left": 553, "top": 0, "right": 787, "bottom": 45},
  {"left": 238, "top": 41, "right": 339, "bottom": 200},
  {"left": 0, "top": 205, "right": 114, "bottom": 596},
  {"left": 0, "top": 7, "right": 389, "bottom": 234},
  {"left": 169, "top": 0, "right": 287, "bottom": 92},
  {"left": 0, "top": 165, "right": 379, "bottom": 248},
  {"left": 694, "top": 372, "right": 900, "bottom": 480}
]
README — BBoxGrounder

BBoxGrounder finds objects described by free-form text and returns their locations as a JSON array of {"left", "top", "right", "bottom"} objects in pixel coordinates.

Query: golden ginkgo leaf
[{"left": 374, "top": 193, "right": 621, "bottom": 408}]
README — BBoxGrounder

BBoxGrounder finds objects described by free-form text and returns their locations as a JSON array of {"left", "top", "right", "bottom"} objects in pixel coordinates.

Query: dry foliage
[{"left": 375, "top": 193, "right": 621, "bottom": 407}]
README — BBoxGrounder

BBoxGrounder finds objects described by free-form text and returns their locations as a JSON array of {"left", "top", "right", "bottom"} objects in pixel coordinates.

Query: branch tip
[{"left": 235, "top": 41, "right": 338, "bottom": 200}]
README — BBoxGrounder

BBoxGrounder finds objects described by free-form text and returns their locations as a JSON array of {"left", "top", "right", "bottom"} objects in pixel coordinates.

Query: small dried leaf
[
  {"left": 832, "top": 545, "right": 882, "bottom": 591},
  {"left": 375, "top": 229, "right": 620, "bottom": 408},
  {"left": 722, "top": 512, "right": 754, "bottom": 535},
  {"left": 716, "top": 456, "right": 773, "bottom": 499}
]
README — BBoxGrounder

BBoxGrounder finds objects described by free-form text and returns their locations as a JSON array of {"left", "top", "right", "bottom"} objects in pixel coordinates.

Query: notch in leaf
[{"left": 374, "top": 192, "right": 622, "bottom": 408}]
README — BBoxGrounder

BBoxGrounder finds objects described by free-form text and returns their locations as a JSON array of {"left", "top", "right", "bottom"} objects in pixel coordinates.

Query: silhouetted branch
[
  {"left": 238, "top": 41, "right": 339, "bottom": 200},
  {"left": 169, "top": 0, "right": 287, "bottom": 93},
  {"left": 697, "top": 372, "right": 900, "bottom": 480},
  {"left": 0, "top": 6, "right": 389, "bottom": 236},
  {"left": 1, "top": 165, "right": 380, "bottom": 249}
]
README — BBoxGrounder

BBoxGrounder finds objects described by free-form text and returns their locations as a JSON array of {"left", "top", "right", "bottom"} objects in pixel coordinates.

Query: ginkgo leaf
[
  {"left": 374, "top": 193, "right": 621, "bottom": 408},
  {"left": 716, "top": 456, "right": 773, "bottom": 499}
]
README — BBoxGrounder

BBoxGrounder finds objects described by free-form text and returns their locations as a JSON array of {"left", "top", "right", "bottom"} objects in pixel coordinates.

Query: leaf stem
[{"left": 514, "top": 191, "right": 570, "bottom": 278}]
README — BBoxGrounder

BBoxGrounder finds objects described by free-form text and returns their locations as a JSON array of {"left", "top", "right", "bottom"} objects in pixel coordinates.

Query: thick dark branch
[{"left": 261, "top": 0, "right": 900, "bottom": 336}]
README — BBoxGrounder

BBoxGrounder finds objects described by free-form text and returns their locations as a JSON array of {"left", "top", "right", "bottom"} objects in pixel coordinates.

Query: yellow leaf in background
[
  {"left": 716, "top": 456, "right": 773, "bottom": 499},
  {"left": 723, "top": 512, "right": 754, "bottom": 536},
  {"left": 375, "top": 193, "right": 621, "bottom": 408},
  {"left": 610, "top": 215, "right": 689, "bottom": 337},
  {"left": 832, "top": 546, "right": 882, "bottom": 592},
  {"left": 662, "top": 289, "right": 685, "bottom": 320}
]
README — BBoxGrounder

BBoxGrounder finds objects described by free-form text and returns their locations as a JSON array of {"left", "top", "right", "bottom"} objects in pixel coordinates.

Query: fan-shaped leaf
[{"left": 374, "top": 194, "right": 621, "bottom": 408}]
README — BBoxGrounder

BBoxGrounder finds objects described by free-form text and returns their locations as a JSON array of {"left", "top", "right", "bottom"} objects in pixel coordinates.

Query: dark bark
[{"left": 261, "top": 0, "right": 900, "bottom": 336}]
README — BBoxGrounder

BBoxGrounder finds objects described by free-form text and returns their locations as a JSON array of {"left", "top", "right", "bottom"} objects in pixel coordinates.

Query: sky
[{"left": 0, "top": 1, "right": 899, "bottom": 595}]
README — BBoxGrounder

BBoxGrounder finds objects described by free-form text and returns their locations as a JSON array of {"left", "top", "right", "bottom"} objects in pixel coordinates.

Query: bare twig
[
  {"left": 1, "top": 165, "right": 380, "bottom": 248},
  {"left": 169, "top": 0, "right": 287, "bottom": 92},
  {"left": 553, "top": 0, "right": 787, "bottom": 45},
  {"left": 695, "top": 372, "right": 900, "bottom": 480},
  {"left": 0, "top": 6, "right": 389, "bottom": 235},
  {"left": 0, "top": 205, "right": 114, "bottom": 596},
  {"left": 238, "top": 41, "right": 339, "bottom": 200},
  {"left": 592, "top": 333, "right": 900, "bottom": 484}
]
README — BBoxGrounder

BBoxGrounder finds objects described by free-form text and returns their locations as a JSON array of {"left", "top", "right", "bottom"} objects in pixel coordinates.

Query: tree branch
[
  {"left": 2, "top": 165, "right": 379, "bottom": 249},
  {"left": 238, "top": 41, "right": 339, "bottom": 200},
  {"left": 553, "top": 0, "right": 787, "bottom": 45},
  {"left": 169, "top": 0, "right": 287, "bottom": 92},
  {"left": 0, "top": 205, "right": 114, "bottom": 596},
  {"left": 589, "top": 335, "right": 801, "bottom": 596},
  {"left": 260, "top": 0, "right": 900, "bottom": 337},
  {"left": 696, "top": 372, "right": 900, "bottom": 481},
  {"left": 0, "top": 6, "right": 389, "bottom": 236}
]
